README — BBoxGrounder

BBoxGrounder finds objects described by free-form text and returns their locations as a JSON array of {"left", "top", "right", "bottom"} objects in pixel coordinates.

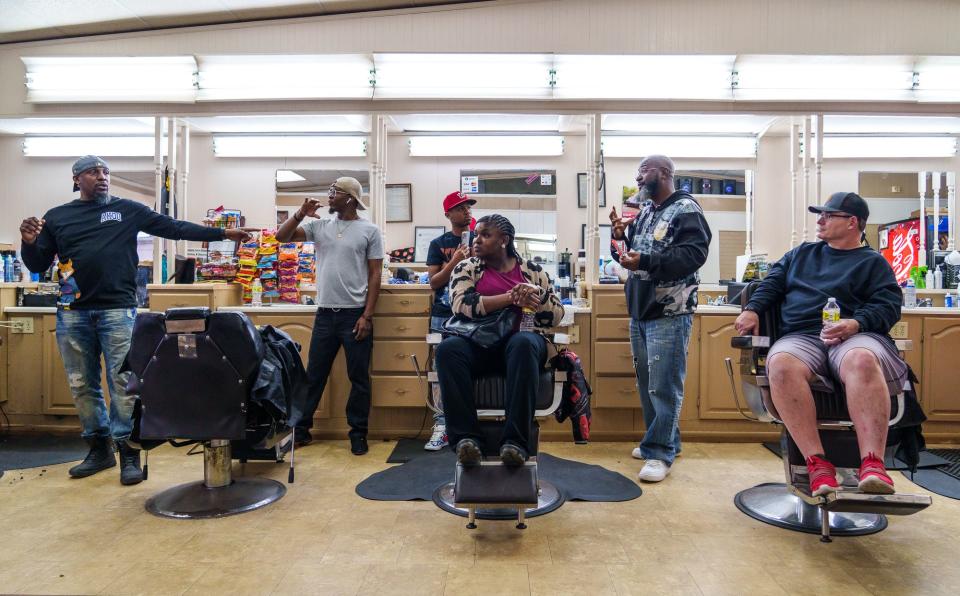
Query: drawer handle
[
  {"left": 620, "top": 353, "right": 632, "bottom": 359},
  {"left": 619, "top": 388, "right": 634, "bottom": 394},
  {"left": 396, "top": 325, "right": 408, "bottom": 331},
  {"left": 395, "top": 353, "right": 408, "bottom": 359},
  {"left": 395, "top": 388, "right": 407, "bottom": 395},
  {"left": 400, "top": 300, "right": 410, "bottom": 305}
]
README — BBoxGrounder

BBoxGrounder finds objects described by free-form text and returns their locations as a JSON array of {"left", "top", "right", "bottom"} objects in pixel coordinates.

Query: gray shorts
[{"left": 767, "top": 332, "right": 908, "bottom": 395}]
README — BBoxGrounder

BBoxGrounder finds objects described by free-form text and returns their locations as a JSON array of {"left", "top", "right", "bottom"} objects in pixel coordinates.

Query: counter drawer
[
  {"left": 372, "top": 317, "right": 429, "bottom": 339},
  {"left": 593, "top": 341, "right": 635, "bottom": 375},
  {"left": 372, "top": 340, "right": 429, "bottom": 373},
  {"left": 593, "top": 376, "right": 641, "bottom": 408},
  {"left": 375, "top": 293, "right": 431, "bottom": 315},
  {"left": 593, "top": 292, "right": 629, "bottom": 316},
  {"left": 595, "top": 318, "right": 631, "bottom": 340},
  {"left": 372, "top": 376, "right": 425, "bottom": 407},
  {"left": 150, "top": 292, "right": 210, "bottom": 312}
]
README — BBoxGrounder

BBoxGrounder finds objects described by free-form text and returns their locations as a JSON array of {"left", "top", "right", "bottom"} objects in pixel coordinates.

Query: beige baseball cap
[{"left": 333, "top": 176, "right": 366, "bottom": 210}]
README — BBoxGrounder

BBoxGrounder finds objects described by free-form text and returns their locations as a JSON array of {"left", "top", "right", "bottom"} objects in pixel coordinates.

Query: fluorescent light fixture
[
  {"left": 408, "top": 135, "right": 563, "bottom": 157},
  {"left": 276, "top": 170, "right": 306, "bottom": 183},
  {"left": 213, "top": 136, "right": 367, "bottom": 157},
  {"left": 602, "top": 135, "right": 756, "bottom": 158},
  {"left": 822, "top": 136, "right": 958, "bottom": 158},
  {"left": 823, "top": 115, "right": 960, "bottom": 134},
  {"left": 915, "top": 57, "right": 960, "bottom": 102},
  {"left": 734, "top": 55, "right": 915, "bottom": 101},
  {"left": 23, "top": 56, "right": 197, "bottom": 103},
  {"left": 374, "top": 54, "right": 553, "bottom": 99},
  {"left": 554, "top": 55, "right": 735, "bottom": 100},
  {"left": 23, "top": 136, "right": 162, "bottom": 157},
  {"left": 602, "top": 114, "right": 775, "bottom": 134},
  {"left": 197, "top": 55, "right": 373, "bottom": 100}
]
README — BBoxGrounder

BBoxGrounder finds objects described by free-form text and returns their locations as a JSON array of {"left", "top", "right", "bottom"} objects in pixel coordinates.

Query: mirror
[{"left": 276, "top": 169, "right": 370, "bottom": 225}]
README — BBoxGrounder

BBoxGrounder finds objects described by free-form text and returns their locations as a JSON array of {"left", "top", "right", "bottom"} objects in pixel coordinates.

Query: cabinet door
[
  {"left": 150, "top": 292, "right": 210, "bottom": 312},
  {"left": 921, "top": 317, "right": 960, "bottom": 422},
  {"left": 42, "top": 316, "right": 78, "bottom": 415},
  {"left": 252, "top": 315, "right": 330, "bottom": 419},
  {"left": 697, "top": 315, "right": 751, "bottom": 420}
]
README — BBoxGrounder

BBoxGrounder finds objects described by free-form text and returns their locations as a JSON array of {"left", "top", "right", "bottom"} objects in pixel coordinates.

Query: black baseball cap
[
  {"left": 71, "top": 155, "right": 110, "bottom": 192},
  {"left": 808, "top": 191, "right": 869, "bottom": 222}
]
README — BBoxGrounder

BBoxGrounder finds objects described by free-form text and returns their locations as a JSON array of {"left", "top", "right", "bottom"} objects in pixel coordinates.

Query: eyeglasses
[
  {"left": 328, "top": 187, "right": 347, "bottom": 196},
  {"left": 816, "top": 212, "right": 855, "bottom": 221}
]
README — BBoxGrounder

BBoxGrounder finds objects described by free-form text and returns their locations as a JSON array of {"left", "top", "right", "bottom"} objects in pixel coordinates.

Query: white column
[
  {"left": 789, "top": 118, "right": 798, "bottom": 248},
  {"left": 152, "top": 117, "right": 163, "bottom": 287},
  {"left": 744, "top": 169, "right": 754, "bottom": 255},
  {"left": 165, "top": 118, "right": 177, "bottom": 281},
  {"left": 801, "top": 116, "right": 811, "bottom": 242},
  {"left": 932, "top": 171, "right": 941, "bottom": 256},
  {"left": 815, "top": 114, "right": 824, "bottom": 207},
  {"left": 585, "top": 113, "right": 602, "bottom": 286},
  {"left": 176, "top": 122, "right": 190, "bottom": 256},
  {"left": 368, "top": 114, "right": 387, "bottom": 240},
  {"left": 948, "top": 172, "right": 957, "bottom": 251},
  {"left": 918, "top": 171, "right": 927, "bottom": 268}
]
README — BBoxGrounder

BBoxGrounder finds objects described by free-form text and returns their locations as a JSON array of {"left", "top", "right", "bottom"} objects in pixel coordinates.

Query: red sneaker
[
  {"left": 806, "top": 455, "right": 840, "bottom": 497},
  {"left": 858, "top": 453, "right": 895, "bottom": 494}
]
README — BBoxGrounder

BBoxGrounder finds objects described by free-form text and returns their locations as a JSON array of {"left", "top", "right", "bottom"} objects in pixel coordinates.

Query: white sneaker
[
  {"left": 424, "top": 424, "right": 448, "bottom": 451},
  {"left": 638, "top": 459, "right": 670, "bottom": 482},
  {"left": 632, "top": 448, "right": 681, "bottom": 460}
]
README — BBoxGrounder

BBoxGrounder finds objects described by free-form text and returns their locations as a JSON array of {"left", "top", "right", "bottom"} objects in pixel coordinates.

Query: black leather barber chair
[
  {"left": 126, "top": 307, "right": 294, "bottom": 519},
  {"left": 726, "top": 282, "right": 931, "bottom": 542},
  {"left": 421, "top": 333, "right": 565, "bottom": 530}
]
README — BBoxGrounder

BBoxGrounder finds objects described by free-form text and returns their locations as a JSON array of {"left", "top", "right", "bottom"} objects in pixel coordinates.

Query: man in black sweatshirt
[
  {"left": 735, "top": 192, "right": 903, "bottom": 497},
  {"left": 19, "top": 155, "right": 250, "bottom": 485},
  {"left": 610, "top": 155, "right": 712, "bottom": 483}
]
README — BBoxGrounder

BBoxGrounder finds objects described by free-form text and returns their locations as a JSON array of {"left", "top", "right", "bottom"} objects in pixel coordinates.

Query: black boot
[
  {"left": 68, "top": 437, "right": 116, "bottom": 478},
  {"left": 117, "top": 440, "right": 143, "bottom": 486}
]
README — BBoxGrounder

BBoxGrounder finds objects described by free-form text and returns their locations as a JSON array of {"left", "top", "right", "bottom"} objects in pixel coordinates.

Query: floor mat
[
  {"left": 0, "top": 435, "right": 88, "bottom": 472},
  {"left": 900, "top": 449, "right": 960, "bottom": 500},
  {"left": 357, "top": 451, "right": 641, "bottom": 502},
  {"left": 386, "top": 437, "right": 450, "bottom": 464},
  {"left": 761, "top": 441, "right": 949, "bottom": 470}
]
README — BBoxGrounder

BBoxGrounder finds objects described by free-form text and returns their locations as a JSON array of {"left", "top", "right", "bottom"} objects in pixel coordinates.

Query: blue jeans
[
  {"left": 55, "top": 307, "right": 137, "bottom": 441},
  {"left": 429, "top": 315, "right": 448, "bottom": 426},
  {"left": 629, "top": 314, "right": 693, "bottom": 466}
]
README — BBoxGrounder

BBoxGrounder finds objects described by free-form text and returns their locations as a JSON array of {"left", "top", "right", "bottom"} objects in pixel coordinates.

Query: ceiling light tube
[
  {"left": 822, "top": 136, "right": 958, "bottom": 158},
  {"left": 915, "top": 57, "right": 960, "bottom": 102},
  {"left": 213, "top": 135, "right": 367, "bottom": 157},
  {"left": 554, "top": 55, "right": 735, "bottom": 100},
  {"left": 276, "top": 170, "right": 307, "bottom": 183},
  {"left": 601, "top": 135, "right": 756, "bottom": 158},
  {"left": 733, "top": 55, "right": 915, "bottom": 101},
  {"left": 374, "top": 53, "right": 554, "bottom": 99},
  {"left": 23, "top": 136, "right": 163, "bottom": 157},
  {"left": 198, "top": 55, "right": 374, "bottom": 100},
  {"left": 408, "top": 135, "right": 564, "bottom": 157},
  {"left": 22, "top": 56, "right": 197, "bottom": 103}
]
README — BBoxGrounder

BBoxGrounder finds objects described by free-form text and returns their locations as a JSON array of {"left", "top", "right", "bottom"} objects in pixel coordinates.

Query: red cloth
[{"left": 475, "top": 260, "right": 525, "bottom": 296}]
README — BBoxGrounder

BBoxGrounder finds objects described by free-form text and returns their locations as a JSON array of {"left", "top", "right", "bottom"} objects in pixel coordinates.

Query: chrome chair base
[
  {"left": 734, "top": 482, "right": 887, "bottom": 538},
  {"left": 432, "top": 480, "right": 564, "bottom": 521},
  {"left": 146, "top": 477, "right": 287, "bottom": 519}
]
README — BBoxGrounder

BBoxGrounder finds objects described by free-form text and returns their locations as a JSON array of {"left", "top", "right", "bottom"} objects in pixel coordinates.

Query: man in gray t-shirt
[{"left": 276, "top": 176, "right": 384, "bottom": 455}]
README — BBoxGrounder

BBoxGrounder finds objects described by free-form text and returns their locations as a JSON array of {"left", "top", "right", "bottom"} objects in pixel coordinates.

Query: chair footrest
[
  {"left": 454, "top": 462, "right": 538, "bottom": 505},
  {"left": 822, "top": 491, "right": 932, "bottom": 515}
]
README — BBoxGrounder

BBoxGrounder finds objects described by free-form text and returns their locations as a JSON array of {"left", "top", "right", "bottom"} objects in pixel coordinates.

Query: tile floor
[{"left": 0, "top": 440, "right": 956, "bottom": 595}]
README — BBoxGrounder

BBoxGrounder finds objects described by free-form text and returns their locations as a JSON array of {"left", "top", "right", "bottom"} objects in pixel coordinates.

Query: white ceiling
[{"left": 0, "top": 0, "right": 474, "bottom": 44}]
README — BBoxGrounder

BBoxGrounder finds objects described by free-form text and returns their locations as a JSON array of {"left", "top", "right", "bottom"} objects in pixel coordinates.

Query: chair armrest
[
  {"left": 895, "top": 339, "right": 912, "bottom": 352},
  {"left": 731, "top": 335, "right": 771, "bottom": 349},
  {"left": 426, "top": 333, "right": 442, "bottom": 345}
]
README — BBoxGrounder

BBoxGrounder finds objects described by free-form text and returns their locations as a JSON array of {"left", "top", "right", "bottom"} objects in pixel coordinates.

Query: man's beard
[
  {"left": 636, "top": 179, "right": 658, "bottom": 202},
  {"left": 93, "top": 189, "right": 110, "bottom": 202}
]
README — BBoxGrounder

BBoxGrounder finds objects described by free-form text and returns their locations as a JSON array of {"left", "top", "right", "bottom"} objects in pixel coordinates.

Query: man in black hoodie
[
  {"left": 19, "top": 155, "right": 250, "bottom": 485},
  {"left": 611, "top": 155, "right": 712, "bottom": 482}
]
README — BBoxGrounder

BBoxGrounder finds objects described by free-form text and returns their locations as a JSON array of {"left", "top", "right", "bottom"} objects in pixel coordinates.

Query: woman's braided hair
[{"left": 476, "top": 213, "right": 522, "bottom": 261}]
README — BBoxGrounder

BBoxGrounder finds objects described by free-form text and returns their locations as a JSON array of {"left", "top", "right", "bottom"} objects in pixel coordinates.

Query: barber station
[{"left": 4, "top": 2, "right": 960, "bottom": 594}]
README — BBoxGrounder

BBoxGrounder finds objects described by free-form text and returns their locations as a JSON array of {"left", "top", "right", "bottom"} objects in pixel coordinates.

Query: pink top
[{"left": 475, "top": 260, "right": 525, "bottom": 296}]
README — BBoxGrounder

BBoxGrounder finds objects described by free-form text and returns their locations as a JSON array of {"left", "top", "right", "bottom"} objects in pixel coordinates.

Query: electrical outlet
[
  {"left": 11, "top": 317, "right": 34, "bottom": 334},
  {"left": 889, "top": 321, "right": 908, "bottom": 339}
]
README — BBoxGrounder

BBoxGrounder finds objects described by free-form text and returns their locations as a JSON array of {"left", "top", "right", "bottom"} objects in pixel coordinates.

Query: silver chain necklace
[{"left": 336, "top": 218, "right": 356, "bottom": 239}]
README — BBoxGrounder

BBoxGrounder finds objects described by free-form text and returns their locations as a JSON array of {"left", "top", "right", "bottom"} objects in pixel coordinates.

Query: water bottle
[
  {"left": 13, "top": 254, "right": 22, "bottom": 282},
  {"left": 519, "top": 307, "right": 536, "bottom": 332},
  {"left": 946, "top": 293, "right": 954, "bottom": 308},
  {"left": 822, "top": 297, "right": 840, "bottom": 328},
  {"left": 0, "top": 253, "right": 6, "bottom": 283},
  {"left": 251, "top": 278, "right": 263, "bottom": 307},
  {"left": 904, "top": 279, "right": 917, "bottom": 308}
]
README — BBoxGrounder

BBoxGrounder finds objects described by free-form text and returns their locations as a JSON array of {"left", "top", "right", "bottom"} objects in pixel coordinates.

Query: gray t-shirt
[{"left": 301, "top": 217, "right": 384, "bottom": 308}]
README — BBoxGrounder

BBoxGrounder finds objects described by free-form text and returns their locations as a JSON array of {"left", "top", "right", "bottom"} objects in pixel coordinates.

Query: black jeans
[
  {"left": 436, "top": 331, "right": 548, "bottom": 453},
  {"left": 297, "top": 307, "right": 372, "bottom": 439}
]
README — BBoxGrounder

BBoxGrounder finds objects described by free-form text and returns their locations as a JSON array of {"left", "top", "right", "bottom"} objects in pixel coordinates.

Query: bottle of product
[
  {"left": 0, "top": 252, "right": 6, "bottom": 283},
  {"left": 934, "top": 265, "right": 943, "bottom": 290},
  {"left": 519, "top": 307, "right": 536, "bottom": 332},
  {"left": 822, "top": 297, "right": 840, "bottom": 327},
  {"left": 925, "top": 268, "right": 935, "bottom": 291},
  {"left": 13, "top": 253, "right": 23, "bottom": 283},
  {"left": 251, "top": 278, "right": 263, "bottom": 307},
  {"left": 904, "top": 279, "right": 917, "bottom": 308}
]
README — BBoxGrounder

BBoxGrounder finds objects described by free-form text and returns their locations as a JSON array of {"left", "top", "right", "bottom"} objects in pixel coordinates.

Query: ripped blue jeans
[
  {"left": 55, "top": 308, "right": 136, "bottom": 441},
  {"left": 629, "top": 314, "right": 693, "bottom": 466}
]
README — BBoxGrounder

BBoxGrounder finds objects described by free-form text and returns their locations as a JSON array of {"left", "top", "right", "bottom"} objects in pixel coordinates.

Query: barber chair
[
  {"left": 126, "top": 307, "right": 294, "bottom": 519},
  {"left": 726, "top": 283, "right": 931, "bottom": 542},
  {"left": 418, "top": 333, "right": 566, "bottom": 530}
]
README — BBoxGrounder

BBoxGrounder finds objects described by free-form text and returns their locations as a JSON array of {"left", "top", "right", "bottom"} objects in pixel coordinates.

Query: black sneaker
[
  {"left": 350, "top": 435, "right": 368, "bottom": 455},
  {"left": 294, "top": 428, "right": 313, "bottom": 448},
  {"left": 116, "top": 441, "right": 143, "bottom": 486},
  {"left": 500, "top": 443, "right": 528, "bottom": 466},
  {"left": 69, "top": 437, "right": 116, "bottom": 478},
  {"left": 456, "top": 439, "right": 482, "bottom": 466}
]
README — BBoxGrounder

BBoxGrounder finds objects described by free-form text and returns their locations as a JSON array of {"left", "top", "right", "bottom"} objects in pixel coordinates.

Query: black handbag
[{"left": 441, "top": 308, "right": 519, "bottom": 349}]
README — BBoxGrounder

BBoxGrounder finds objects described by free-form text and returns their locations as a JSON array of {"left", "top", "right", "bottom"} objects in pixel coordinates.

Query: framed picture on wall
[
  {"left": 581, "top": 223, "right": 613, "bottom": 258},
  {"left": 276, "top": 210, "right": 289, "bottom": 225},
  {"left": 386, "top": 183, "right": 413, "bottom": 223},
  {"left": 578, "top": 173, "right": 606, "bottom": 208},
  {"left": 414, "top": 226, "right": 445, "bottom": 263}
]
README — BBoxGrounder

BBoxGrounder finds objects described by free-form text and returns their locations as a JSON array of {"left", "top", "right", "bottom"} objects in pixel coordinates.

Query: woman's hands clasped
[{"left": 510, "top": 283, "right": 542, "bottom": 310}]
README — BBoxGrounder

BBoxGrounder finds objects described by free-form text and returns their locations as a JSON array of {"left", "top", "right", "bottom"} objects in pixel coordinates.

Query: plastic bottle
[
  {"left": 251, "top": 278, "right": 263, "bottom": 307},
  {"left": 822, "top": 297, "right": 840, "bottom": 327},
  {"left": 904, "top": 279, "right": 917, "bottom": 308},
  {"left": 925, "top": 268, "right": 935, "bottom": 291},
  {"left": 519, "top": 307, "right": 536, "bottom": 332},
  {"left": 0, "top": 253, "right": 5, "bottom": 283},
  {"left": 934, "top": 265, "right": 943, "bottom": 290}
]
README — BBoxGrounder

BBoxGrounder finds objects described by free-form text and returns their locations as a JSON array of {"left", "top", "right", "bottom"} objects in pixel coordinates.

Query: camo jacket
[{"left": 612, "top": 191, "right": 712, "bottom": 320}]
